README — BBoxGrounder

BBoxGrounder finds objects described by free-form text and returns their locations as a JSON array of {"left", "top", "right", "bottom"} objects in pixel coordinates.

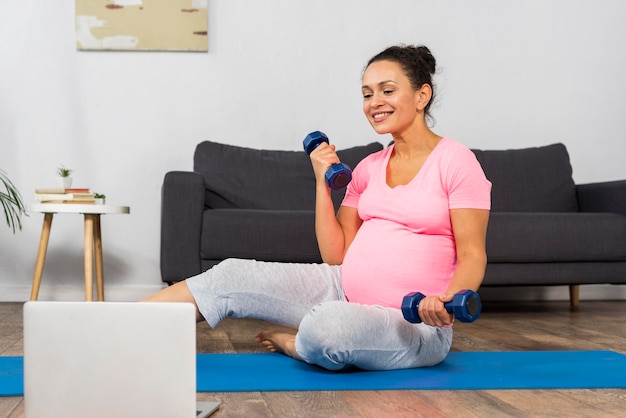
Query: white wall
[{"left": 1, "top": 0, "right": 625, "bottom": 302}]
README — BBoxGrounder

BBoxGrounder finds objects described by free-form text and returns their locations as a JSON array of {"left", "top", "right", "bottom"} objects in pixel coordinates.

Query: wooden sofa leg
[{"left": 569, "top": 285, "right": 580, "bottom": 309}]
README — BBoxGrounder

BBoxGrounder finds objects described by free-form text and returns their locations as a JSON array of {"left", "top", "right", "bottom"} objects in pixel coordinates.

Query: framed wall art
[{"left": 76, "top": 0, "right": 208, "bottom": 51}]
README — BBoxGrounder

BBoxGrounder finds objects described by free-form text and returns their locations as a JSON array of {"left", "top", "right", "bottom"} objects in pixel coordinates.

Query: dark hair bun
[{"left": 413, "top": 45, "right": 436, "bottom": 76}]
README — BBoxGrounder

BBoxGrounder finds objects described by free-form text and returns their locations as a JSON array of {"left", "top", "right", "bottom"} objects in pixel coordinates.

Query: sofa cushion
[
  {"left": 486, "top": 212, "right": 626, "bottom": 262},
  {"left": 472, "top": 143, "right": 578, "bottom": 212},
  {"left": 482, "top": 262, "right": 626, "bottom": 286},
  {"left": 194, "top": 140, "right": 383, "bottom": 211},
  {"left": 200, "top": 209, "right": 322, "bottom": 263}
]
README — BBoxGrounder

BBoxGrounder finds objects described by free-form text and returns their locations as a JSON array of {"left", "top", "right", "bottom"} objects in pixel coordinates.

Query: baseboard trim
[{"left": 0, "top": 284, "right": 167, "bottom": 302}]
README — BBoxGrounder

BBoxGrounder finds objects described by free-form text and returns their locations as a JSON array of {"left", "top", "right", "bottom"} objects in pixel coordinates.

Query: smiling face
[{"left": 361, "top": 60, "right": 431, "bottom": 137}]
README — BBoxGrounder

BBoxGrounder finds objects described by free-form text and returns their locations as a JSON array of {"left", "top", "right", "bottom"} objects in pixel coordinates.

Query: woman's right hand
[{"left": 309, "top": 142, "right": 341, "bottom": 188}]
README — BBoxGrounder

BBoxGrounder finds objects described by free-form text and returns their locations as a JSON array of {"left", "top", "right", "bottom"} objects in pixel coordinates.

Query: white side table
[{"left": 28, "top": 203, "right": 131, "bottom": 301}]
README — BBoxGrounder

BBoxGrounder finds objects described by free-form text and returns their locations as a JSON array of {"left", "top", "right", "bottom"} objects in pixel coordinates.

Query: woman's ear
[{"left": 415, "top": 84, "right": 433, "bottom": 111}]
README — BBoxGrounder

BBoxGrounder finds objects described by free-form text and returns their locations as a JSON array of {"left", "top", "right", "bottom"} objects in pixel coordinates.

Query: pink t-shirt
[{"left": 340, "top": 137, "right": 491, "bottom": 309}]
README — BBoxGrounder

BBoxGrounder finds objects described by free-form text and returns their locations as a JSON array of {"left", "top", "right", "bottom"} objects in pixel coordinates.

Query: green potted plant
[
  {"left": 57, "top": 164, "right": 73, "bottom": 188},
  {"left": 0, "top": 169, "right": 27, "bottom": 233},
  {"left": 94, "top": 193, "right": 106, "bottom": 205}
]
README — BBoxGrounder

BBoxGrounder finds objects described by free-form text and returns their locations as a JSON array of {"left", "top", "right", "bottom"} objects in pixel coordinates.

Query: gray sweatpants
[{"left": 186, "top": 258, "right": 452, "bottom": 371}]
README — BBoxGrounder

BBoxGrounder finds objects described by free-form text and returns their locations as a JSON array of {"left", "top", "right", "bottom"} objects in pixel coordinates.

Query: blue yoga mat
[
  {"left": 0, "top": 356, "right": 23, "bottom": 397},
  {"left": 2, "top": 350, "right": 625, "bottom": 395}
]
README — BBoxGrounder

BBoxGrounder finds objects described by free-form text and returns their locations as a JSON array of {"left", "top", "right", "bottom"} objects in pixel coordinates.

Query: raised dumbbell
[
  {"left": 303, "top": 131, "right": 352, "bottom": 190},
  {"left": 401, "top": 289, "right": 482, "bottom": 323}
]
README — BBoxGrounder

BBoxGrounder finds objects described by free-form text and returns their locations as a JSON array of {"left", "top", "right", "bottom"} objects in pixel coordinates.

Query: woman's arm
[
  {"left": 446, "top": 208, "right": 490, "bottom": 293},
  {"left": 418, "top": 208, "right": 490, "bottom": 327},
  {"left": 309, "top": 143, "right": 362, "bottom": 265},
  {"left": 317, "top": 204, "right": 362, "bottom": 265}
]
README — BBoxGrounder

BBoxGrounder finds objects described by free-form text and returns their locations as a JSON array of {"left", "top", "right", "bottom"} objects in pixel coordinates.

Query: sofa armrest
[
  {"left": 160, "top": 171, "right": 206, "bottom": 283},
  {"left": 576, "top": 180, "right": 626, "bottom": 216}
]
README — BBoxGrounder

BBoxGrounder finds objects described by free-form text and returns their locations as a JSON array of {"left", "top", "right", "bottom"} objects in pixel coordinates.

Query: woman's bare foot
[{"left": 255, "top": 329, "right": 302, "bottom": 361}]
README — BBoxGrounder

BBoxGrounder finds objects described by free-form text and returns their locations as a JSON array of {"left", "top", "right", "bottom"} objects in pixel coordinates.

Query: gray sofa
[{"left": 161, "top": 141, "right": 626, "bottom": 307}]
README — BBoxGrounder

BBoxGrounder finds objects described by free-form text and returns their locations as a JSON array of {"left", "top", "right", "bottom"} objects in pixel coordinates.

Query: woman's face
[{"left": 361, "top": 60, "right": 424, "bottom": 136}]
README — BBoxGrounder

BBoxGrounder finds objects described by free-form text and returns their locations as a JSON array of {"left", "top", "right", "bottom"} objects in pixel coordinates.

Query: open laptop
[{"left": 23, "top": 301, "right": 220, "bottom": 418}]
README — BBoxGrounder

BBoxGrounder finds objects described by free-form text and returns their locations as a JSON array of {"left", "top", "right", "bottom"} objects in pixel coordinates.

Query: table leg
[
  {"left": 94, "top": 215, "right": 104, "bottom": 301},
  {"left": 84, "top": 214, "right": 95, "bottom": 301},
  {"left": 30, "top": 213, "right": 54, "bottom": 301}
]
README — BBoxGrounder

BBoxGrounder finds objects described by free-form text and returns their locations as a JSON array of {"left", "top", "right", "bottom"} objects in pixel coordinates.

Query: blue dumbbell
[
  {"left": 401, "top": 289, "right": 482, "bottom": 323},
  {"left": 303, "top": 131, "right": 352, "bottom": 190}
]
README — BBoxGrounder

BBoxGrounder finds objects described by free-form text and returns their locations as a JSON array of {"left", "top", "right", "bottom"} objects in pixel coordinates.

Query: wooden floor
[{"left": 1, "top": 299, "right": 625, "bottom": 417}]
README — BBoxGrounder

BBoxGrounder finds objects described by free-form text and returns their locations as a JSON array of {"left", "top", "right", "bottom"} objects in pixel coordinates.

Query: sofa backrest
[
  {"left": 194, "top": 140, "right": 384, "bottom": 211},
  {"left": 472, "top": 143, "right": 578, "bottom": 212}
]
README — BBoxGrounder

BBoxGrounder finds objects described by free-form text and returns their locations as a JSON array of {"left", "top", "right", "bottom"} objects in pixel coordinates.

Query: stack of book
[{"left": 35, "top": 188, "right": 96, "bottom": 204}]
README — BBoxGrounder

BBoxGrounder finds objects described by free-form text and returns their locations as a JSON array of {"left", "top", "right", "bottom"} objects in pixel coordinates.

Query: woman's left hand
[{"left": 417, "top": 293, "right": 455, "bottom": 327}]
